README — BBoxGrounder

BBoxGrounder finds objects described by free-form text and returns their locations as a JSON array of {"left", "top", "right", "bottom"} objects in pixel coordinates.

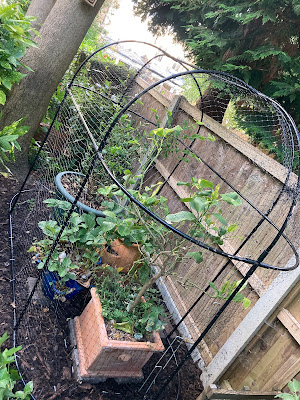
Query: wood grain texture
[
  {"left": 197, "top": 385, "right": 280, "bottom": 400},
  {"left": 277, "top": 309, "right": 300, "bottom": 345}
]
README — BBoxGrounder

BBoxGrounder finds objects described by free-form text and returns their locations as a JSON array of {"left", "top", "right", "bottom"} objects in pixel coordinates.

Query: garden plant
[
  {"left": 276, "top": 379, "right": 300, "bottom": 400},
  {"left": 7, "top": 35, "right": 300, "bottom": 399},
  {"left": 0, "top": 3, "right": 36, "bottom": 175},
  {"left": 0, "top": 332, "right": 33, "bottom": 399},
  {"left": 31, "top": 122, "right": 250, "bottom": 340}
]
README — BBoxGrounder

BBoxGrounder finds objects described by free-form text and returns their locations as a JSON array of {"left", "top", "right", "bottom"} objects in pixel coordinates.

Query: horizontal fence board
[
  {"left": 203, "top": 388, "right": 280, "bottom": 399},
  {"left": 179, "top": 97, "right": 298, "bottom": 187}
]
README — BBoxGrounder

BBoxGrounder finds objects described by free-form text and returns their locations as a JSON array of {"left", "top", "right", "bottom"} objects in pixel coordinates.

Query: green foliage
[
  {"left": 166, "top": 177, "right": 241, "bottom": 249},
  {"left": 94, "top": 268, "right": 167, "bottom": 338},
  {"left": 0, "top": 3, "right": 37, "bottom": 105},
  {"left": 28, "top": 200, "right": 104, "bottom": 284},
  {"left": 95, "top": 123, "right": 244, "bottom": 314},
  {"left": 79, "top": 21, "right": 104, "bottom": 54},
  {"left": 0, "top": 2, "right": 36, "bottom": 174},
  {"left": 0, "top": 118, "right": 28, "bottom": 176},
  {"left": 97, "top": 181, "right": 168, "bottom": 257},
  {"left": 208, "top": 280, "right": 251, "bottom": 309},
  {"left": 42, "top": 55, "right": 138, "bottom": 182},
  {"left": 97, "top": 171, "right": 244, "bottom": 313},
  {"left": 182, "top": 74, "right": 210, "bottom": 105},
  {"left": 32, "top": 123, "right": 243, "bottom": 314},
  {"left": 6, "top": 0, "right": 30, "bottom": 12},
  {"left": 133, "top": 0, "right": 300, "bottom": 125},
  {"left": 0, "top": 332, "right": 33, "bottom": 399},
  {"left": 275, "top": 379, "right": 300, "bottom": 400}
]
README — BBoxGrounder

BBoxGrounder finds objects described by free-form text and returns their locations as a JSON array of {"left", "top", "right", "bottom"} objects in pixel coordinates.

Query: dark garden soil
[
  {"left": 0, "top": 175, "right": 203, "bottom": 400},
  {"left": 61, "top": 173, "right": 107, "bottom": 211}
]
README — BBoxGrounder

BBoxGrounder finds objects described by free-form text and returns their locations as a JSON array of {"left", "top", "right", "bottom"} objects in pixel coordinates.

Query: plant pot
[
  {"left": 42, "top": 270, "right": 86, "bottom": 301},
  {"left": 55, "top": 171, "right": 120, "bottom": 218},
  {"left": 74, "top": 288, "right": 164, "bottom": 380},
  {"left": 100, "top": 239, "right": 142, "bottom": 273},
  {"left": 35, "top": 253, "right": 102, "bottom": 301}
]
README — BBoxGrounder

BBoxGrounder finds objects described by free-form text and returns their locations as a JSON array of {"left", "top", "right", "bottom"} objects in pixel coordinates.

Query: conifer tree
[{"left": 133, "top": 0, "right": 300, "bottom": 125}]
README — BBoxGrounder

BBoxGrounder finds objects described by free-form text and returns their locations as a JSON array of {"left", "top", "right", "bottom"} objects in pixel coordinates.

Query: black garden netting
[{"left": 9, "top": 41, "right": 300, "bottom": 400}]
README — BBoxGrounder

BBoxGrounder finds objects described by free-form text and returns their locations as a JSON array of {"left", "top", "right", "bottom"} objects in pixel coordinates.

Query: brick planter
[{"left": 74, "top": 288, "right": 165, "bottom": 380}]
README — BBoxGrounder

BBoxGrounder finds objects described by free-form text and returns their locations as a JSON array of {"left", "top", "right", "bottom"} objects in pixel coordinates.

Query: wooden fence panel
[{"left": 130, "top": 78, "right": 299, "bottom": 387}]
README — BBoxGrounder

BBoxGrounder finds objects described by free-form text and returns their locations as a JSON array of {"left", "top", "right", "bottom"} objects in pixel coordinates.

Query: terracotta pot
[
  {"left": 74, "top": 288, "right": 164, "bottom": 380},
  {"left": 100, "top": 238, "right": 142, "bottom": 273}
]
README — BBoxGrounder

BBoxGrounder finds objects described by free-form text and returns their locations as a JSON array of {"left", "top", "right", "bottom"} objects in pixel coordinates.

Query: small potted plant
[
  {"left": 93, "top": 177, "right": 168, "bottom": 273},
  {"left": 29, "top": 199, "right": 105, "bottom": 301}
]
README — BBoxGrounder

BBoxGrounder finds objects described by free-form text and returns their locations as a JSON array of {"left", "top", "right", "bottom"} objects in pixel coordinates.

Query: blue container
[
  {"left": 42, "top": 270, "right": 85, "bottom": 301},
  {"left": 36, "top": 255, "right": 102, "bottom": 301}
]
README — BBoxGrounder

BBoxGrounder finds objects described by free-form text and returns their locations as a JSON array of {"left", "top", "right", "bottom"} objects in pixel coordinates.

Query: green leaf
[
  {"left": 99, "top": 211, "right": 118, "bottom": 220},
  {"left": 24, "top": 381, "right": 33, "bottom": 394},
  {"left": 97, "top": 220, "right": 116, "bottom": 233},
  {"left": 113, "top": 321, "right": 133, "bottom": 334},
  {"left": 208, "top": 281, "right": 219, "bottom": 293},
  {"left": 0, "top": 90, "right": 6, "bottom": 105},
  {"left": 220, "top": 192, "right": 242, "bottom": 206},
  {"left": 227, "top": 224, "right": 237, "bottom": 233},
  {"left": 243, "top": 297, "right": 251, "bottom": 309},
  {"left": 81, "top": 213, "right": 96, "bottom": 230},
  {"left": 3, "top": 345, "right": 22, "bottom": 357},
  {"left": 9, "top": 368, "right": 21, "bottom": 382},
  {"left": 198, "top": 179, "right": 213, "bottom": 188},
  {"left": 275, "top": 394, "right": 297, "bottom": 400},
  {"left": 212, "top": 213, "right": 227, "bottom": 225},
  {"left": 189, "top": 197, "right": 210, "bottom": 213},
  {"left": 289, "top": 379, "right": 300, "bottom": 395},
  {"left": 0, "top": 332, "right": 9, "bottom": 347},
  {"left": 186, "top": 251, "right": 203, "bottom": 263},
  {"left": 0, "top": 61, "right": 12, "bottom": 70},
  {"left": 1, "top": 77, "right": 13, "bottom": 90},
  {"left": 166, "top": 211, "right": 196, "bottom": 223},
  {"left": 117, "top": 225, "right": 132, "bottom": 237},
  {"left": 176, "top": 181, "right": 190, "bottom": 187},
  {"left": 43, "top": 199, "right": 71, "bottom": 210}
]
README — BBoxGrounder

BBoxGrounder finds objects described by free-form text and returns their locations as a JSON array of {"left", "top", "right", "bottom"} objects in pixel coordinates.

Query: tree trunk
[
  {"left": 26, "top": 0, "right": 57, "bottom": 31},
  {"left": 196, "top": 85, "right": 231, "bottom": 124},
  {"left": 0, "top": 0, "right": 104, "bottom": 180}
]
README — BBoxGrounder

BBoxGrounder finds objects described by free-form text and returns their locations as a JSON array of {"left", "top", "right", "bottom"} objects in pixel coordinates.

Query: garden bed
[{"left": 0, "top": 175, "right": 203, "bottom": 400}]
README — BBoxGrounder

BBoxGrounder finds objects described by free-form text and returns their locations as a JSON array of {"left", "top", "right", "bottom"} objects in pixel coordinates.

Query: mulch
[{"left": 0, "top": 175, "right": 203, "bottom": 400}]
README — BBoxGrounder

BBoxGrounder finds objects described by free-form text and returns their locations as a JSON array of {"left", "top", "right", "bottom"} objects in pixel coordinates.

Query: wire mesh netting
[{"left": 9, "top": 41, "right": 300, "bottom": 400}]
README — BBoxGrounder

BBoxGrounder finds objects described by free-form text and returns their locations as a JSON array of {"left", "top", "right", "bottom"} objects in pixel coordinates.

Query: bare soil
[{"left": 61, "top": 173, "right": 106, "bottom": 210}]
